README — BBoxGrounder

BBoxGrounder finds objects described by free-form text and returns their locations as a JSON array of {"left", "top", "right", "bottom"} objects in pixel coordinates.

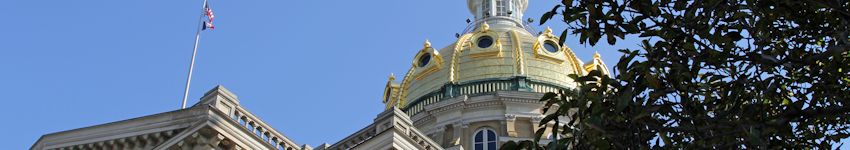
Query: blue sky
[{"left": 6, "top": 0, "right": 831, "bottom": 149}]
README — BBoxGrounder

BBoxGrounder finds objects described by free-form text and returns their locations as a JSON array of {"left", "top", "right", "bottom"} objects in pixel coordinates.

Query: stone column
[
  {"left": 144, "top": 134, "right": 160, "bottom": 150},
  {"left": 505, "top": 114, "right": 518, "bottom": 137},
  {"left": 449, "top": 122, "right": 463, "bottom": 146},
  {"left": 126, "top": 136, "right": 142, "bottom": 150},
  {"left": 432, "top": 126, "right": 445, "bottom": 146},
  {"left": 175, "top": 141, "right": 192, "bottom": 150},
  {"left": 450, "top": 122, "right": 468, "bottom": 148},
  {"left": 107, "top": 140, "right": 122, "bottom": 150}
]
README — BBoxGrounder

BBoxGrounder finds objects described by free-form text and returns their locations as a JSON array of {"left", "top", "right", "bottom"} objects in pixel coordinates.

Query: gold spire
[
  {"left": 424, "top": 39, "right": 432, "bottom": 48},
  {"left": 389, "top": 73, "right": 395, "bottom": 81},
  {"left": 480, "top": 22, "right": 490, "bottom": 32},
  {"left": 584, "top": 51, "right": 610, "bottom": 76}
]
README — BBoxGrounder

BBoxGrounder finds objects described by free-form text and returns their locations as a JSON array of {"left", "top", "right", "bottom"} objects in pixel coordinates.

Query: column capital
[{"left": 505, "top": 114, "right": 517, "bottom": 121}]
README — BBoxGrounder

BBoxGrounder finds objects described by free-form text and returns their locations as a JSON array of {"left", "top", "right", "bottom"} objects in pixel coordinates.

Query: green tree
[{"left": 503, "top": 0, "right": 850, "bottom": 149}]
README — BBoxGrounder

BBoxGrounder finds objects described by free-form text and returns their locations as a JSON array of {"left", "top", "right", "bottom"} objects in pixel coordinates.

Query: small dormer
[
  {"left": 584, "top": 52, "right": 611, "bottom": 76},
  {"left": 412, "top": 40, "right": 443, "bottom": 81},
  {"left": 383, "top": 73, "right": 401, "bottom": 109}
]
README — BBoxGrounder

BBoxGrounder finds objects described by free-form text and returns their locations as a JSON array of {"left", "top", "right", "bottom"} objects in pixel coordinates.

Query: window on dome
[
  {"left": 496, "top": 0, "right": 508, "bottom": 16},
  {"left": 543, "top": 41, "right": 559, "bottom": 53},
  {"left": 481, "top": 0, "right": 491, "bottom": 18},
  {"left": 473, "top": 128, "right": 498, "bottom": 150},
  {"left": 477, "top": 36, "right": 494, "bottom": 48},
  {"left": 418, "top": 53, "right": 431, "bottom": 67}
]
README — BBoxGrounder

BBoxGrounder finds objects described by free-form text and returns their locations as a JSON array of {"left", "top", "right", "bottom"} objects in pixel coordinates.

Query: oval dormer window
[
  {"left": 418, "top": 53, "right": 432, "bottom": 67},
  {"left": 477, "top": 36, "right": 494, "bottom": 48},
  {"left": 543, "top": 41, "right": 559, "bottom": 53}
]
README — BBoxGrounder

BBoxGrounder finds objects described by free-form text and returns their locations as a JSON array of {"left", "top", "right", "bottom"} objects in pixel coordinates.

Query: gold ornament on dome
[
  {"left": 509, "top": 30, "right": 526, "bottom": 75},
  {"left": 532, "top": 26, "right": 566, "bottom": 64},
  {"left": 478, "top": 22, "right": 490, "bottom": 32},
  {"left": 412, "top": 39, "right": 443, "bottom": 81}
]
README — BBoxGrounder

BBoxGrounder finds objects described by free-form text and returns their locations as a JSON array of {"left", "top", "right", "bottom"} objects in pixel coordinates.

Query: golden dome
[{"left": 382, "top": 1, "right": 608, "bottom": 114}]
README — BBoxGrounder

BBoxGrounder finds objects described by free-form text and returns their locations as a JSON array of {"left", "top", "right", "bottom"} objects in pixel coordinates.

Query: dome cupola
[{"left": 467, "top": 0, "right": 528, "bottom": 28}]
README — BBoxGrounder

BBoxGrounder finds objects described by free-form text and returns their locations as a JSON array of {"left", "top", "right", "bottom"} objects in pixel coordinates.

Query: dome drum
[{"left": 401, "top": 76, "right": 568, "bottom": 116}]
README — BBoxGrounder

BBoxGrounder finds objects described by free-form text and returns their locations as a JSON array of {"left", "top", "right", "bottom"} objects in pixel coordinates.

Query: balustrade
[{"left": 403, "top": 77, "right": 569, "bottom": 116}]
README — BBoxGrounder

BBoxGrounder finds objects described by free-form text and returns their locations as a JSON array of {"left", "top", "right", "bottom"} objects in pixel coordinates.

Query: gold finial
[
  {"left": 593, "top": 51, "right": 602, "bottom": 59},
  {"left": 424, "top": 39, "right": 432, "bottom": 48},
  {"left": 544, "top": 26, "right": 553, "bottom": 35},
  {"left": 389, "top": 73, "right": 395, "bottom": 81},
  {"left": 480, "top": 22, "right": 490, "bottom": 31}
]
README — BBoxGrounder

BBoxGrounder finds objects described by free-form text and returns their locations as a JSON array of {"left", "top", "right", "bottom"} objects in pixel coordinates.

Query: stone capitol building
[{"left": 30, "top": 0, "right": 610, "bottom": 149}]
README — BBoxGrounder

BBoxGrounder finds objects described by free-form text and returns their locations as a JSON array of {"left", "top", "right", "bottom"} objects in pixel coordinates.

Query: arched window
[
  {"left": 418, "top": 53, "right": 432, "bottom": 67},
  {"left": 277, "top": 143, "right": 286, "bottom": 150},
  {"left": 255, "top": 127, "right": 263, "bottom": 137},
  {"left": 473, "top": 128, "right": 498, "bottom": 150},
  {"left": 239, "top": 117, "right": 247, "bottom": 126}
]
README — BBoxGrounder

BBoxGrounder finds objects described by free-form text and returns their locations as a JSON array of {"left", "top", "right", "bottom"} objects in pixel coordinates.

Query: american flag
[
  {"left": 202, "top": 2, "right": 214, "bottom": 30},
  {"left": 205, "top": 2, "right": 214, "bottom": 22}
]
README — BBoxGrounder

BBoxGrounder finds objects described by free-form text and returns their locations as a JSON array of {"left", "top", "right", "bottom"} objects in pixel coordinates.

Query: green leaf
[
  {"left": 674, "top": 0, "right": 686, "bottom": 10},
  {"left": 534, "top": 126, "right": 547, "bottom": 144},
  {"left": 594, "top": 139, "right": 611, "bottom": 150},
  {"left": 727, "top": 31, "right": 743, "bottom": 41},
  {"left": 540, "top": 114, "right": 558, "bottom": 126},
  {"left": 646, "top": 73, "right": 662, "bottom": 89},
  {"left": 541, "top": 92, "right": 557, "bottom": 102},
  {"left": 559, "top": 29, "right": 569, "bottom": 45},
  {"left": 562, "top": 0, "right": 573, "bottom": 6},
  {"left": 781, "top": 99, "right": 791, "bottom": 105},
  {"left": 579, "top": 29, "right": 588, "bottom": 44},
  {"left": 660, "top": 132, "right": 671, "bottom": 145},
  {"left": 539, "top": 5, "right": 562, "bottom": 25},
  {"left": 615, "top": 96, "right": 628, "bottom": 113},
  {"left": 499, "top": 141, "right": 518, "bottom": 150},
  {"left": 622, "top": 24, "right": 638, "bottom": 33}
]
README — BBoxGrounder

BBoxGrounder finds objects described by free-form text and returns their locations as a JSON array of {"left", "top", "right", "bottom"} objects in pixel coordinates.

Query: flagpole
[{"left": 182, "top": 0, "right": 209, "bottom": 109}]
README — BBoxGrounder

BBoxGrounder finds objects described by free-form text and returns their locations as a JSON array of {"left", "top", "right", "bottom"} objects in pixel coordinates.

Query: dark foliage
[{"left": 503, "top": 0, "right": 850, "bottom": 149}]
